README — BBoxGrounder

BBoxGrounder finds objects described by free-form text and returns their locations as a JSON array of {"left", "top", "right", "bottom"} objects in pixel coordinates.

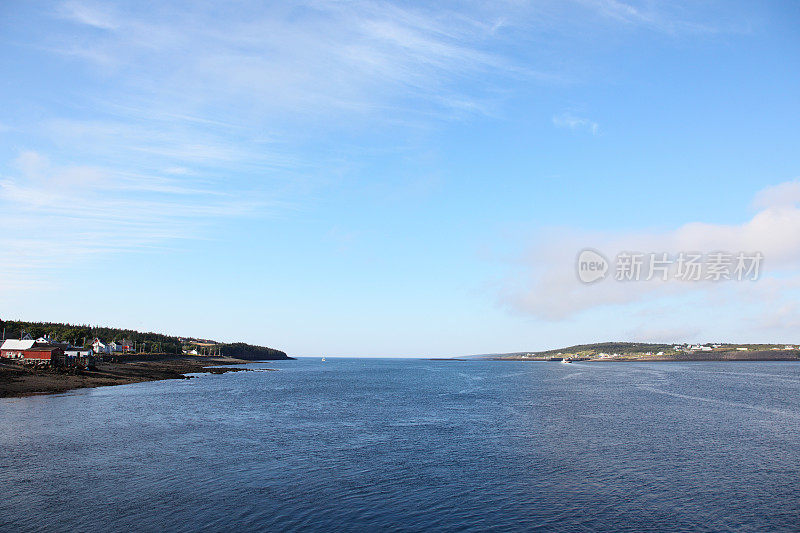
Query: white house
[{"left": 92, "top": 339, "right": 110, "bottom": 354}]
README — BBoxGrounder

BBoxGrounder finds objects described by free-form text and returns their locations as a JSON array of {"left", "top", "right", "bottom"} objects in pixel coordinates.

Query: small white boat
[
  {"left": 561, "top": 358, "right": 571, "bottom": 364},
  {"left": 321, "top": 357, "right": 326, "bottom": 362}
]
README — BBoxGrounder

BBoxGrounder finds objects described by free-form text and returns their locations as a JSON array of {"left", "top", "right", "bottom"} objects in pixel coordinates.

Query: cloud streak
[{"left": 0, "top": 151, "right": 279, "bottom": 290}]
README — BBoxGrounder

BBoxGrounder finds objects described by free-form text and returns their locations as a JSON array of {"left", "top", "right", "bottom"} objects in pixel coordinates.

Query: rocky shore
[{"left": 0, "top": 355, "right": 267, "bottom": 398}]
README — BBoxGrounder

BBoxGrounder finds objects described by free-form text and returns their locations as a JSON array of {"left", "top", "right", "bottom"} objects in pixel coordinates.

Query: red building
[
  {"left": 0, "top": 339, "right": 36, "bottom": 359},
  {"left": 20, "top": 346, "right": 64, "bottom": 365}
]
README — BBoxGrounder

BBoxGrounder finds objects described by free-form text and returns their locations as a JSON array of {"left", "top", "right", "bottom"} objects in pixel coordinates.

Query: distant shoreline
[
  {"left": 0, "top": 355, "right": 272, "bottom": 398},
  {"left": 485, "top": 350, "right": 800, "bottom": 363}
]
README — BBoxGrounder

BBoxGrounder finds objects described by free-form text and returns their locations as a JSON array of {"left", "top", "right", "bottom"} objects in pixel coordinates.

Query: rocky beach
[{"left": 0, "top": 355, "right": 262, "bottom": 398}]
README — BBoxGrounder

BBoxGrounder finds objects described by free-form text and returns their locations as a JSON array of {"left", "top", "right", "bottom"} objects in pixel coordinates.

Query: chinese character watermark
[{"left": 577, "top": 249, "right": 763, "bottom": 284}]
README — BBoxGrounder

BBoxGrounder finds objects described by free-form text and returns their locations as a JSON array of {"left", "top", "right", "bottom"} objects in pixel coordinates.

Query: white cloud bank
[{"left": 499, "top": 180, "right": 800, "bottom": 340}]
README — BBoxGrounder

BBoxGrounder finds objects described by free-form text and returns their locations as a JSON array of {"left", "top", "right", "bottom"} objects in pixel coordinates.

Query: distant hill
[
  {"left": 0, "top": 319, "right": 291, "bottom": 360},
  {"left": 468, "top": 342, "right": 670, "bottom": 359},
  {"left": 473, "top": 341, "right": 799, "bottom": 361},
  {"left": 532, "top": 342, "right": 674, "bottom": 357}
]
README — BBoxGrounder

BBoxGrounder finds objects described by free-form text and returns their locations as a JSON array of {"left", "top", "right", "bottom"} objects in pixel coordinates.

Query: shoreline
[
  {"left": 487, "top": 357, "right": 800, "bottom": 362},
  {"left": 486, "top": 350, "right": 800, "bottom": 363},
  {"left": 0, "top": 355, "right": 268, "bottom": 398}
]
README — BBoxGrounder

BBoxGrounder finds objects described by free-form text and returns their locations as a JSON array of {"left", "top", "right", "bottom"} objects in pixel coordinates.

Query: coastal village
[
  {"left": 0, "top": 331, "right": 221, "bottom": 368},
  {"left": 0, "top": 321, "right": 288, "bottom": 398}
]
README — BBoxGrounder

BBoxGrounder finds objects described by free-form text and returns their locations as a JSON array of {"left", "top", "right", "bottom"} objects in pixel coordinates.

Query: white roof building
[{"left": 1, "top": 339, "right": 36, "bottom": 351}]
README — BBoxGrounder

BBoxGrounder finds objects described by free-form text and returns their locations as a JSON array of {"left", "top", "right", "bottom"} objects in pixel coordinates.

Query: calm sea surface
[{"left": 2, "top": 359, "right": 800, "bottom": 532}]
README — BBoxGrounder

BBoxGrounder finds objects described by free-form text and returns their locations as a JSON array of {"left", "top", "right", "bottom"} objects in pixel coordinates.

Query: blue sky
[{"left": 1, "top": 1, "right": 799, "bottom": 356}]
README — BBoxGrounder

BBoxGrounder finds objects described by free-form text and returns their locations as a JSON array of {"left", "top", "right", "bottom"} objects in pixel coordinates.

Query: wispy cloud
[
  {"left": 50, "top": 0, "right": 532, "bottom": 122},
  {"left": 0, "top": 150, "right": 280, "bottom": 289},
  {"left": 0, "top": 0, "right": 753, "bottom": 292},
  {"left": 2, "top": 0, "right": 546, "bottom": 289},
  {"left": 58, "top": 0, "right": 119, "bottom": 30},
  {"left": 574, "top": 0, "right": 750, "bottom": 35},
  {"left": 552, "top": 112, "right": 599, "bottom": 135}
]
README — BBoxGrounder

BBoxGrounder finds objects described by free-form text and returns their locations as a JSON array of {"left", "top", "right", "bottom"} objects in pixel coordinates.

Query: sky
[{"left": 1, "top": 1, "right": 799, "bottom": 356}]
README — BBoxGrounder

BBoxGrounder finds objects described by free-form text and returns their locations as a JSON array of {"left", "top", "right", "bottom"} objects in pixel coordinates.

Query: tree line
[{"left": 0, "top": 319, "right": 289, "bottom": 359}]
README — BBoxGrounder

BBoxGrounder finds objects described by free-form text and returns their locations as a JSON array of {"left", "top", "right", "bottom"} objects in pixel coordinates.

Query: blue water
[{"left": 2, "top": 359, "right": 800, "bottom": 532}]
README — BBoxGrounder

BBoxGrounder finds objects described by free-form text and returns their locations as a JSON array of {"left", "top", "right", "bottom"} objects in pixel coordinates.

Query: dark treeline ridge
[
  {"left": 0, "top": 319, "right": 290, "bottom": 360},
  {"left": 221, "top": 342, "right": 290, "bottom": 360}
]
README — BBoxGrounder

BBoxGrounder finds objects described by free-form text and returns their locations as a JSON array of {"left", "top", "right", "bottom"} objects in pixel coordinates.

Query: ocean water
[{"left": 2, "top": 359, "right": 800, "bottom": 532}]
